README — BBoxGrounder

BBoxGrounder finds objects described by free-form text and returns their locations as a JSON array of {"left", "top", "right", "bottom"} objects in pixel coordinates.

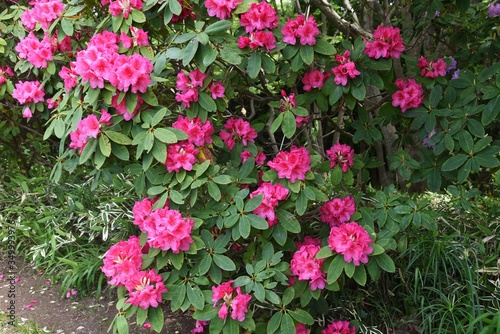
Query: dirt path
[{"left": 0, "top": 257, "right": 195, "bottom": 334}]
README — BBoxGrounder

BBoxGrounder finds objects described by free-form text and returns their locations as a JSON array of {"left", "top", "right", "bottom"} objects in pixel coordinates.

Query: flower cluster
[
  {"left": 0, "top": 66, "right": 13, "bottom": 86},
  {"left": 241, "top": 150, "right": 266, "bottom": 165},
  {"left": 488, "top": 3, "right": 500, "bottom": 17},
  {"left": 391, "top": 78, "right": 424, "bottom": 113},
  {"left": 326, "top": 143, "right": 355, "bottom": 172},
  {"left": 320, "top": 196, "right": 356, "bottom": 227},
  {"left": 321, "top": 320, "right": 356, "bottom": 334},
  {"left": 268, "top": 146, "right": 311, "bottom": 183},
  {"left": 219, "top": 117, "right": 258, "bottom": 150},
  {"left": 101, "top": 236, "right": 143, "bottom": 286},
  {"left": 101, "top": 235, "right": 167, "bottom": 309},
  {"left": 172, "top": 115, "right": 214, "bottom": 147},
  {"left": 250, "top": 182, "right": 289, "bottom": 226},
  {"left": 101, "top": 0, "right": 143, "bottom": 18},
  {"left": 328, "top": 222, "right": 374, "bottom": 266},
  {"left": 12, "top": 80, "right": 45, "bottom": 105},
  {"left": 205, "top": 0, "right": 242, "bottom": 20},
  {"left": 417, "top": 56, "right": 447, "bottom": 78},
  {"left": 69, "top": 111, "right": 111, "bottom": 153},
  {"left": 73, "top": 31, "right": 152, "bottom": 93},
  {"left": 364, "top": 25, "right": 405, "bottom": 59},
  {"left": 175, "top": 69, "right": 210, "bottom": 108},
  {"left": 166, "top": 142, "right": 199, "bottom": 173},
  {"left": 120, "top": 27, "right": 149, "bottom": 48},
  {"left": 302, "top": 68, "right": 329, "bottom": 91},
  {"left": 133, "top": 199, "right": 195, "bottom": 253},
  {"left": 290, "top": 238, "right": 326, "bottom": 290},
  {"left": 20, "top": 0, "right": 65, "bottom": 31},
  {"left": 331, "top": 50, "right": 361, "bottom": 86},
  {"left": 212, "top": 281, "right": 252, "bottom": 322},
  {"left": 238, "top": 2, "right": 278, "bottom": 51},
  {"left": 282, "top": 14, "right": 320, "bottom": 46},
  {"left": 59, "top": 64, "right": 78, "bottom": 93},
  {"left": 15, "top": 32, "right": 54, "bottom": 68}
]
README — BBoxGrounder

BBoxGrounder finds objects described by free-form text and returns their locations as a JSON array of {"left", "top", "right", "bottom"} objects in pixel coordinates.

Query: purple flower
[
  {"left": 488, "top": 3, "right": 500, "bottom": 17},
  {"left": 423, "top": 130, "right": 437, "bottom": 148},
  {"left": 444, "top": 56, "right": 457, "bottom": 72}
]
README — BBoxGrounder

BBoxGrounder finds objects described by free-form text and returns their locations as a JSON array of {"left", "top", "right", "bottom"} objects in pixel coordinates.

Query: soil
[{"left": 0, "top": 256, "right": 196, "bottom": 334}]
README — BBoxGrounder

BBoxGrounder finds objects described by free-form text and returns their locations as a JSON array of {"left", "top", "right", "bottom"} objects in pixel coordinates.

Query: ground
[{"left": 0, "top": 257, "right": 196, "bottom": 334}]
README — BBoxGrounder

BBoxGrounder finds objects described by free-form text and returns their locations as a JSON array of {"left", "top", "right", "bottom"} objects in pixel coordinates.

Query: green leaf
[
  {"left": 148, "top": 306, "right": 164, "bottom": 332},
  {"left": 105, "top": 131, "right": 132, "bottom": 145},
  {"left": 182, "top": 40, "right": 199, "bottom": 66},
  {"left": 247, "top": 214, "right": 268, "bottom": 230},
  {"left": 276, "top": 209, "right": 301, "bottom": 233},
  {"left": 295, "top": 191, "right": 307, "bottom": 216},
  {"left": 213, "top": 254, "right": 236, "bottom": 271},
  {"left": 351, "top": 83, "right": 366, "bottom": 101},
  {"left": 374, "top": 253, "right": 396, "bottom": 273},
  {"left": 79, "top": 137, "right": 97, "bottom": 164},
  {"left": 344, "top": 261, "right": 355, "bottom": 278},
  {"left": 207, "top": 181, "right": 221, "bottom": 201},
  {"left": 212, "top": 175, "right": 233, "bottom": 184},
  {"left": 457, "top": 130, "right": 474, "bottom": 153},
  {"left": 187, "top": 284, "right": 205, "bottom": 310},
  {"left": 169, "top": 189, "right": 184, "bottom": 204},
  {"left": 289, "top": 309, "right": 314, "bottom": 325},
  {"left": 99, "top": 135, "right": 111, "bottom": 157},
  {"left": 220, "top": 47, "right": 242, "bottom": 65},
  {"left": 142, "top": 89, "right": 158, "bottom": 106},
  {"left": 245, "top": 194, "right": 263, "bottom": 212},
  {"left": 330, "top": 165, "right": 342, "bottom": 185},
  {"left": 205, "top": 20, "right": 232, "bottom": 34},
  {"left": 467, "top": 119, "right": 485, "bottom": 138},
  {"left": 131, "top": 9, "right": 146, "bottom": 23},
  {"left": 456, "top": 0, "right": 470, "bottom": 12},
  {"left": 352, "top": 265, "right": 367, "bottom": 286},
  {"left": 429, "top": 85, "right": 442, "bottom": 108},
  {"left": 282, "top": 111, "right": 296, "bottom": 139},
  {"left": 280, "top": 313, "right": 295, "bottom": 334},
  {"left": 267, "top": 312, "right": 281, "bottom": 334},
  {"left": 481, "top": 97, "right": 499, "bottom": 126},
  {"left": 61, "top": 18, "right": 73, "bottom": 36},
  {"left": 299, "top": 45, "right": 314, "bottom": 65},
  {"left": 115, "top": 315, "right": 129, "bottom": 334},
  {"left": 327, "top": 255, "right": 345, "bottom": 284},
  {"left": 313, "top": 39, "right": 336, "bottom": 55},
  {"left": 198, "top": 91, "right": 217, "bottom": 112},
  {"left": 239, "top": 216, "right": 251, "bottom": 238},
  {"left": 169, "top": 0, "right": 182, "bottom": 15},
  {"left": 316, "top": 246, "right": 333, "bottom": 259},
  {"left": 154, "top": 128, "right": 177, "bottom": 144},
  {"left": 247, "top": 52, "right": 261, "bottom": 79},
  {"left": 270, "top": 112, "right": 284, "bottom": 134},
  {"left": 442, "top": 154, "right": 468, "bottom": 171},
  {"left": 203, "top": 48, "right": 217, "bottom": 67}
]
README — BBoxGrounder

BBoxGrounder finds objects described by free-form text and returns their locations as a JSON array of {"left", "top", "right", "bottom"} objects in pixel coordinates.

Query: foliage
[{"left": 0, "top": 0, "right": 499, "bottom": 333}]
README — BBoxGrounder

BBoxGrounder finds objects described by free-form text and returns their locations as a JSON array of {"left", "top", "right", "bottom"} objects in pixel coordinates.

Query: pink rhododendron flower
[
  {"left": 166, "top": 142, "right": 199, "bottom": 173},
  {"left": 0, "top": 66, "right": 14, "bottom": 86},
  {"left": 364, "top": 25, "right": 405, "bottom": 59},
  {"left": 290, "top": 239, "right": 326, "bottom": 290},
  {"left": 144, "top": 208, "right": 195, "bottom": 253},
  {"left": 12, "top": 81, "right": 45, "bottom": 105},
  {"left": 101, "top": 236, "right": 143, "bottom": 286},
  {"left": 322, "top": 320, "right": 356, "bottom": 334},
  {"left": 267, "top": 146, "right": 311, "bottom": 183},
  {"left": 20, "top": 0, "right": 65, "bottom": 31},
  {"left": 175, "top": 69, "right": 208, "bottom": 108},
  {"left": 191, "top": 320, "right": 208, "bottom": 333},
  {"left": 125, "top": 269, "right": 167, "bottom": 309},
  {"left": 417, "top": 56, "right": 447, "bottom": 78},
  {"left": 296, "top": 323, "right": 309, "bottom": 334},
  {"left": 23, "top": 107, "right": 33, "bottom": 119},
  {"left": 250, "top": 182, "right": 289, "bottom": 226},
  {"left": 238, "top": 30, "right": 277, "bottom": 51},
  {"left": 302, "top": 69, "right": 328, "bottom": 91},
  {"left": 280, "top": 90, "right": 297, "bottom": 112},
  {"left": 326, "top": 143, "right": 355, "bottom": 172},
  {"left": 282, "top": 14, "right": 320, "bottom": 46},
  {"left": 15, "top": 32, "right": 54, "bottom": 68},
  {"left": 172, "top": 115, "right": 214, "bottom": 146},
  {"left": 99, "top": 110, "right": 113, "bottom": 125},
  {"left": 209, "top": 82, "right": 225, "bottom": 99},
  {"left": 391, "top": 78, "right": 424, "bottom": 113},
  {"left": 65, "top": 289, "right": 78, "bottom": 298},
  {"left": 239, "top": 2, "right": 278, "bottom": 33},
  {"left": 205, "top": 0, "right": 242, "bottom": 19},
  {"left": 105, "top": 0, "right": 143, "bottom": 18},
  {"left": 111, "top": 94, "right": 144, "bottom": 121},
  {"left": 212, "top": 282, "right": 252, "bottom": 322},
  {"left": 328, "top": 222, "right": 374, "bottom": 266},
  {"left": 320, "top": 196, "right": 356, "bottom": 227},
  {"left": 133, "top": 197, "right": 156, "bottom": 231},
  {"left": 219, "top": 117, "right": 258, "bottom": 150},
  {"left": 69, "top": 114, "right": 101, "bottom": 153},
  {"left": 59, "top": 64, "right": 78, "bottom": 93},
  {"left": 331, "top": 50, "right": 361, "bottom": 86}
]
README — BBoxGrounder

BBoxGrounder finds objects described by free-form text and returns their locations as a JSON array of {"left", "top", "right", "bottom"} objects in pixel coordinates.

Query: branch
[{"left": 311, "top": 0, "right": 372, "bottom": 39}]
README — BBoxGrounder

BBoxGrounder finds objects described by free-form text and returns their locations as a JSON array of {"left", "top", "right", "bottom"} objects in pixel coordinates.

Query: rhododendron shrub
[{"left": 3, "top": 0, "right": 499, "bottom": 332}]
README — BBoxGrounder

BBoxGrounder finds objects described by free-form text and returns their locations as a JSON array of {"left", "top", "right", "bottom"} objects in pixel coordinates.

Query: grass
[{"left": 0, "top": 311, "right": 48, "bottom": 334}]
